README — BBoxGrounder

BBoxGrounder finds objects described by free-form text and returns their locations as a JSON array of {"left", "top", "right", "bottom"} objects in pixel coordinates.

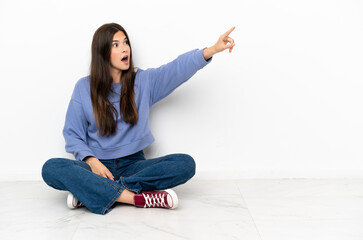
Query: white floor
[{"left": 1, "top": 179, "right": 363, "bottom": 240}]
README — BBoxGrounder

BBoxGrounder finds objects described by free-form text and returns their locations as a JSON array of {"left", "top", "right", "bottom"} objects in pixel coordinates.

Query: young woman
[{"left": 42, "top": 23, "right": 235, "bottom": 215}]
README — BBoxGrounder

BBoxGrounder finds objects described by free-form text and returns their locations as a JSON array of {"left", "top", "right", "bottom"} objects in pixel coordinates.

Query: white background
[{"left": 0, "top": 0, "right": 362, "bottom": 180}]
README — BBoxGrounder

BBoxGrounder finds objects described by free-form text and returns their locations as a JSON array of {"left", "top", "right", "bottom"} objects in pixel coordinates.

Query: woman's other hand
[
  {"left": 84, "top": 156, "right": 115, "bottom": 181},
  {"left": 203, "top": 26, "right": 236, "bottom": 60}
]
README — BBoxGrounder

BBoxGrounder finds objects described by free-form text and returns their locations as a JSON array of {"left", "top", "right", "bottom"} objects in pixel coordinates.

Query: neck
[{"left": 110, "top": 67, "right": 122, "bottom": 83}]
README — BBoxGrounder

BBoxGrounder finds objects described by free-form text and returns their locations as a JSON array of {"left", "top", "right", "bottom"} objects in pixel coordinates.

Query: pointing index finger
[{"left": 223, "top": 26, "right": 236, "bottom": 37}]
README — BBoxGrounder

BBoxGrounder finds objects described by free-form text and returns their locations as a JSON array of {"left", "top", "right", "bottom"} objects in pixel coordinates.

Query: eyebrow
[{"left": 112, "top": 37, "right": 127, "bottom": 42}]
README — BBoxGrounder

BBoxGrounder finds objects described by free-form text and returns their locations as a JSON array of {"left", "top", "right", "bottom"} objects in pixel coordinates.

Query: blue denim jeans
[{"left": 41, "top": 150, "right": 195, "bottom": 215}]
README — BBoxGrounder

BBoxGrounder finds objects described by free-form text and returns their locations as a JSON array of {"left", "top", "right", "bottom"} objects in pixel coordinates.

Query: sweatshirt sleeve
[
  {"left": 147, "top": 48, "right": 212, "bottom": 105},
  {"left": 63, "top": 84, "right": 95, "bottom": 161}
]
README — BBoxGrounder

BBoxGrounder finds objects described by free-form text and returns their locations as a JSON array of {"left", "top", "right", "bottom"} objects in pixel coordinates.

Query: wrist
[
  {"left": 84, "top": 156, "right": 97, "bottom": 163},
  {"left": 203, "top": 46, "right": 217, "bottom": 61}
]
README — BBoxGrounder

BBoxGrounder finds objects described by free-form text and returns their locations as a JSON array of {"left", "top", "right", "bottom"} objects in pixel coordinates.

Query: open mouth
[{"left": 121, "top": 55, "right": 128, "bottom": 63}]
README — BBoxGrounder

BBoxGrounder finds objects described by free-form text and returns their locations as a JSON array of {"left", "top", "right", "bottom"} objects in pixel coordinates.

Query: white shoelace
[{"left": 142, "top": 192, "right": 168, "bottom": 208}]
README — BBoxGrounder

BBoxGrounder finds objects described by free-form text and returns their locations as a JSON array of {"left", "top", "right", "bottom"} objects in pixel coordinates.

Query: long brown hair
[{"left": 90, "top": 23, "right": 138, "bottom": 137}]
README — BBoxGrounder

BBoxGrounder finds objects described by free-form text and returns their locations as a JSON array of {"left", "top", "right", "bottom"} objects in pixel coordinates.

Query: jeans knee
[
  {"left": 41, "top": 158, "right": 67, "bottom": 186},
  {"left": 178, "top": 154, "right": 196, "bottom": 180},
  {"left": 42, "top": 158, "right": 56, "bottom": 183}
]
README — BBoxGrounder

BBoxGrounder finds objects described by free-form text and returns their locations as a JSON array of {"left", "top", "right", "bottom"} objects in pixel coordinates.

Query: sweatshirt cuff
[
  {"left": 76, "top": 150, "right": 95, "bottom": 161},
  {"left": 195, "top": 48, "right": 212, "bottom": 69}
]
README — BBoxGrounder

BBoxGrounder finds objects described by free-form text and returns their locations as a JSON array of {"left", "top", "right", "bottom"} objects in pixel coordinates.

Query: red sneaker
[{"left": 134, "top": 189, "right": 178, "bottom": 209}]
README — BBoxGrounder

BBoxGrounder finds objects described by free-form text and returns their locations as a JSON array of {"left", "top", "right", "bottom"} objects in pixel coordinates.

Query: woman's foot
[
  {"left": 133, "top": 189, "right": 178, "bottom": 209},
  {"left": 67, "top": 189, "right": 178, "bottom": 210}
]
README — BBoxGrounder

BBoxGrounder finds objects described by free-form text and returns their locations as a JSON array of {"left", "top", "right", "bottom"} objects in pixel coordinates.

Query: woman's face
[{"left": 110, "top": 31, "right": 130, "bottom": 71}]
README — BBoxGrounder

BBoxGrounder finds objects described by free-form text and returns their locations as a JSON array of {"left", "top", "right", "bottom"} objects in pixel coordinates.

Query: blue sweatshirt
[{"left": 63, "top": 48, "right": 212, "bottom": 161}]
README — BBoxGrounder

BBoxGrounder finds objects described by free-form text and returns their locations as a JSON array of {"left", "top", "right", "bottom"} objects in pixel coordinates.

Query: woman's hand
[
  {"left": 203, "top": 26, "right": 236, "bottom": 60},
  {"left": 84, "top": 156, "right": 115, "bottom": 181}
]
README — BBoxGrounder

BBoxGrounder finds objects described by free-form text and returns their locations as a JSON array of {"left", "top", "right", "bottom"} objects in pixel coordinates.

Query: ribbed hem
[{"left": 90, "top": 132, "right": 155, "bottom": 160}]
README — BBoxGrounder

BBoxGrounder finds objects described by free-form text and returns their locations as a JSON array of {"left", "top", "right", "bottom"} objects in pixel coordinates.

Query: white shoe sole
[
  {"left": 165, "top": 189, "right": 178, "bottom": 209},
  {"left": 67, "top": 192, "right": 78, "bottom": 209}
]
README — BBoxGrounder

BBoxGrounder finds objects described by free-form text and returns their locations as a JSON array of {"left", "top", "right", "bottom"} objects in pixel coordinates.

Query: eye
[
  {"left": 124, "top": 40, "right": 129, "bottom": 45},
  {"left": 112, "top": 43, "right": 118, "bottom": 47}
]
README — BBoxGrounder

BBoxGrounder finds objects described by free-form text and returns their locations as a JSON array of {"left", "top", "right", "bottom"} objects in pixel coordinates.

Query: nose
[{"left": 121, "top": 45, "right": 128, "bottom": 53}]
